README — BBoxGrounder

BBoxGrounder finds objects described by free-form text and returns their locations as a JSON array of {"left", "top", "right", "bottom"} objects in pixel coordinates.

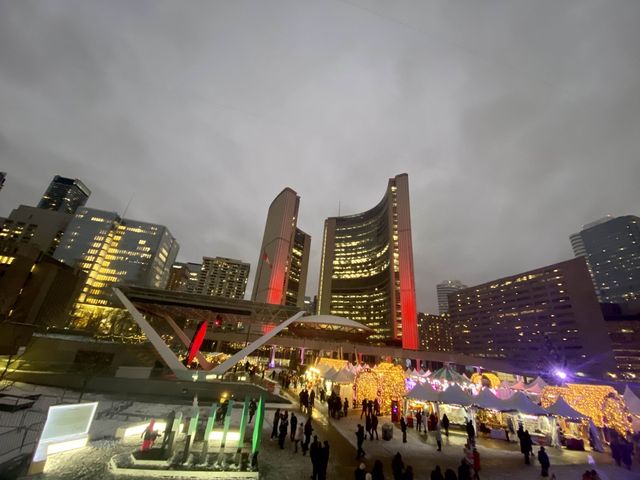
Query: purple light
[{"left": 554, "top": 369, "right": 567, "bottom": 380}]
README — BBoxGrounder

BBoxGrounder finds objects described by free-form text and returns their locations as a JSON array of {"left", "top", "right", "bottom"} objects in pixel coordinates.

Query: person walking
[
  {"left": 443, "top": 469, "right": 457, "bottom": 480},
  {"left": 278, "top": 416, "right": 288, "bottom": 449},
  {"left": 371, "top": 414, "right": 379, "bottom": 440},
  {"left": 303, "top": 418, "right": 313, "bottom": 456},
  {"left": 271, "top": 408, "right": 281, "bottom": 439},
  {"left": 355, "top": 424, "right": 366, "bottom": 459},
  {"left": 141, "top": 419, "right": 159, "bottom": 451},
  {"left": 472, "top": 447, "right": 481, "bottom": 479},
  {"left": 366, "top": 413, "right": 373, "bottom": 440},
  {"left": 458, "top": 459, "right": 471, "bottom": 480},
  {"left": 290, "top": 412, "right": 298, "bottom": 441},
  {"left": 416, "top": 410, "right": 422, "bottom": 433},
  {"left": 435, "top": 422, "right": 443, "bottom": 451},
  {"left": 293, "top": 422, "right": 304, "bottom": 453},
  {"left": 310, "top": 436, "right": 321, "bottom": 480},
  {"left": 430, "top": 465, "right": 445, "bottom": 480},
  {"left": 391, "top": 452, "right": 405, "bottom": 480},
  {"left": 248, "top": 399, "right": 257, "bottom": 423},
  {"left": 319, "top": 440, "right": 330, "bottom": 480},
  {"left": 371, "top": 460, "right": 385, "bottom": 480},
  {"left": 538, "top": 446, "right": 550, "bottom": 477},
  {"left": 520, "top": 430, "right": 533, "bottom": 464},
  {"left": 344, "top": 397, "right": 349, "bottom": 417},
  {"left": 310, "top": 389, "right": 316, "bottom": 408},
  {"left": 466, "top": 420, "right": 476, "bottom": 446},
  {"left": 400, "top": 416, "right": 408, "bottom": 443},
  {"left": 442, "top": 414, "right": 450, "bottom": 437},
  {"left": 361, "top": 398, "right": 368, "bottom": 419},
  {"left": 355, "top": 463, "right": 367, "bottom": 480}
]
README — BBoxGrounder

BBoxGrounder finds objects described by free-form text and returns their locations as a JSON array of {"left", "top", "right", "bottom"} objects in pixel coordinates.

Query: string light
[
  {"left": 354, "top": 362, "right": 406, "bottom": 415},
  {"left": 541, "top": 384, "right": 632, "bottom": 434},
  {"left": 470, "top": 372, "right": 501, "bottom": 388}
]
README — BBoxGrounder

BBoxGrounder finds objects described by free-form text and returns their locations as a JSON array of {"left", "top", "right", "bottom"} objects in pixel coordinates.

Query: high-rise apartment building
[
  {"left": 0, "top": 205, "right": 72, "bottom": 254},
  {"left": 436, "top": 280, "right": 467, "bottom": 314},
  {"left": 55, "top": 207, "right": 179, "bottom": 318},
  {"left": 601, "top": 302, "right": 640, "bottom": 380},
  {"left": 166, "top": 262, "right": 201, "bottom": 293},
  {"left": 417, "top": 312, "right": 453, "bottom": 352},
  {"left": 37, "top": 175, "right": 91, "bottom": 215},
  {"left": 252, "top": 188, "right": 311, "bottom": 308},
  {"left": 317, "top": 173, "right": 419, "bottom": 349},
  {"left": 197, "top": 257, "right": 250, "bottom": 299},
  {"left": 449, "top": 257, "right": 616, "bottom": 378},
  {"left": 570, "top": 215, "right": 640, "bottom": 303}
]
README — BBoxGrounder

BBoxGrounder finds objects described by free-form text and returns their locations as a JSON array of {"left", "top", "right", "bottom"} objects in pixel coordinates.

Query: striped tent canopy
[{"left": 431, "top": 366, "right": 469, "bottom": 385}]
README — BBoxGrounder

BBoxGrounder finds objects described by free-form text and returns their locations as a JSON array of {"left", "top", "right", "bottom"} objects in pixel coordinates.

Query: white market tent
[
  {"left": 439, "top": 384, "right": 473, "bottom": 407},
  {"left": 472, "top": 388, "right": 507, "bottom": 411},
  {"left": 545, "top": 397, "right": 586, "bottom": 420},
  {"left": 526, "top": 376, "right": 548, "bottom": 390},
  {"left": 323, "top": 367, "right": 338, "bottom": 380},
  {"left": 503, "top": 392, "right": 548, "bottom": 416},
  {"left": 331, "top": 368, "right": 356, "bottom": 384},
  {"left": 511, "top": 380, "right": 527, "bottom": 391},
  {"left": 624, "top": 385, "right": 640, "bottom": 416},
  {"left": 405, "top": 382, "right": 440, "bottom": 403},
  {"left": 524, "top": 383, "right": 544, "bottom": 396}
]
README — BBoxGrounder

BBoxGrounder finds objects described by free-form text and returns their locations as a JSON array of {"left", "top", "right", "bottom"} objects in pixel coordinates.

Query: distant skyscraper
[
  {"left": 317, "top": 173, "right": 419, "bottom": 349},
  {"left": 197, "top": 256, "right": 250, "bottom": 299},
  {"left": 449, "top": 257, "right": 616, "bottom": 378},
  {"left": 252, "top": 188, "right": 311, "bottom": 308},
  {"left": 38, "top": 175, "right": 91, "bottom": 215},
  {"left": 167, "top": 262, "right": 201, "bottom": 293},
  {"left": 0, "top": 205, "right": 72, "bottom": 254},
  {"left": 0, "top": 172, "right": 6, "bottom": 191},
  {"left": 436, "top": 280, "right": 467, "bottom": 314},
  {"left": 570, "top": 215, "right": 640, "bottom": 303},
  {"left": 55, "top": 207, "right": 179, "bottom": 320}
]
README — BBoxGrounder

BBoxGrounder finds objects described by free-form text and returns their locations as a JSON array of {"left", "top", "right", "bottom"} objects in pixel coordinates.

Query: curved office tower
[
  {"left": 252, "top": 188, "right": 311, "bottom": 307},
  {"left": 317, "top": 174, "right": 419, "bottom": 349}
]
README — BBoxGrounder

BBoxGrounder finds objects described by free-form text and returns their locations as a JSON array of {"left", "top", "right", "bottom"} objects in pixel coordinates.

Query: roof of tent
[
  {"left": 524, "top": 383, "right": 544, "bottom": 396},
  {"left": 545, "top": 397, "right": 587, "bottom": 420},
  {"left": 405, "top": 382, "right": 441, "bottom": 403},
  {"left": 624, "top": 385, "right": 640, "bottom": 416},
  {"left": 439, "top": 384, "right": 473, "bottom": 407},
  {"left": 511, "top": 380, "right": 526, "bottom": 390},
  {"left": 331, "top": 368, "right": 356, "bottom": 384},
  {"left": 431, "top": 366, "right": 469, "bottom": 384},
  {"left": 472, "top": 388, "right": 507, "bottom": 411},
  {"left": 503, "top": 392, "right": 548, "bottom": 415},
  {"left": 323, "top": 367, "right": 338, "bottom": 379},
  {"left": 526, "top": 376, "right": 549, "bottom": 389}
]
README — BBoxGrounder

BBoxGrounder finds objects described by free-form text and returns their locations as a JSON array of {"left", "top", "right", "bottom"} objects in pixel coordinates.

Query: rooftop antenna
[{"left": 122, "top": 193, "right": 135, "bottom": 219}]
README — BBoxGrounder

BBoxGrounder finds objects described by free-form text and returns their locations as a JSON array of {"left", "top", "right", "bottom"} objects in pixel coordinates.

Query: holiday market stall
[
  {"left": 502, "top": 392, "right": 551, "bottom": 445},
  {"left": 355, "top": 362, "right": 406, "bottom": 415},
  {"left": 472, "top": 388, "right": 512, "bottom": 440},
  {"left": 544, "top": 397, "right": 588, "bottom": 450}
]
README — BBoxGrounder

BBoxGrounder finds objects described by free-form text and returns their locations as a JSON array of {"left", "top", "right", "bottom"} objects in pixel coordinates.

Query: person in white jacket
[{"left": 293, "top": 422, "right": 304, "bottom": 453}]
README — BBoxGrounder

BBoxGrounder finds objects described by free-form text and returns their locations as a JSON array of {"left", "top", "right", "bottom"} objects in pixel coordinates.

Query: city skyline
[{"left": 1, "top": 1, "right": 639, "bottom": 313}]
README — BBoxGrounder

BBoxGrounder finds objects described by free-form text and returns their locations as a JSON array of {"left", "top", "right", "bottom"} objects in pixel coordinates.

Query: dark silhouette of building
[
  {"left": 570, "top": 215, "right": 640, "bottom": 303},
  {"left": 37, "top": 175, "right": 91, "bottom": 215},
  {"left": 0, "top": 205, "right": 72, "bottom": 254}
]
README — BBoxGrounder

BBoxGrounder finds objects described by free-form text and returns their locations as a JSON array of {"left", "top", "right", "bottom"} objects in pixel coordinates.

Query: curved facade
[{"left": 317, "top": 174, "right": 418, "bottom": 349}]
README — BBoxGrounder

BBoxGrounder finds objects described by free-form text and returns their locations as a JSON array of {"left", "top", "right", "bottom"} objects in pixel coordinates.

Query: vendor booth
[{"left": 545, "top": 397, "right": 588, "bottom": 450}]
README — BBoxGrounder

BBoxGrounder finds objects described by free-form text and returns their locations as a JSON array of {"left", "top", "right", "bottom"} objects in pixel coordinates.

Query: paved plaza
[{"left": 9, "top": 382, "right": 640, "bottom": 480}]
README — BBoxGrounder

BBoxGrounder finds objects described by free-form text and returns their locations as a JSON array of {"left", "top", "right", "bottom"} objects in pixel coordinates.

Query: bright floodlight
[{"left": 554, "top": 369, "right": 568, "bottom": 380}]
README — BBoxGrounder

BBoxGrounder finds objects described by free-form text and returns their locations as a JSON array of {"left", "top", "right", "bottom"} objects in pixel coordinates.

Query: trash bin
[{"left": 382, "top": 423, "right": 394, "bottom": 441}]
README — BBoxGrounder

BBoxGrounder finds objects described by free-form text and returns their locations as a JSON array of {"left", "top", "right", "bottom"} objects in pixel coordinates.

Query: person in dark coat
[
  {"left": 466, "top": 420, "right": 476, "bottom": 446},
  {"left": 271, "top": 408, "right": 281, "bottom": 439},
  {"left": 537, "top": 446, "right": 550, "bottom": 477},
  {"left": 400, "top": 416, "right": 408, "bottom": 443},
  {"left": 355, "top": 463, "right": 367, "bottom": 480},
  {"left": 520, "top": 430, "right": 533, "bottom": 464},
  {"left": 319, "top": 440, "right": 330, "bottom": 480},
  {"left": 371, "top": 459, "right": 385, "bottom": 480},
  {"left": 344, "top": 397, "right": 349, "bottom": 417},
  {"left": 442, "top": 414, "right": 450, "bottom": 437},
  {"left": 391, "top": 452, "right": 404, "bottom": 480},
  {"left": 248, "top": 399, "right": 257, "bottom": 423},
  {"left": 278, "top": 416, "right": 288, "bottom": 449},
  {"left": 457, "top": 459, "right": 471, "bottom": 480},
  {"left": 302, "top": 419, "right": 313, "bottom": 455},
  {"left": 621, "top": 439, "right": 633, "bottom": 470},
  {"left": 366, "top": 413, "right": 373, "bottom": 440},
  {"left": 402, "top": 466, "right": 414, "bottom": 480},
  {"left": 355, "top": 424, "right": 366, "bottom": 459},
  {"left": 431, "top": 465, "right": 445, "bottom": 480},
  {"left": 371, "top": 414, "right": 379, "bottom": 440},
  {"left": 290, "top": 412, "right": 298, "bottom": 441},
  {"left": 443, "top": 469, "right": 457, "bottom": 480},
  {"left": 310, "top": 436, "right": 321, "bottom": 480},
  {"left": 416, "top": 410, "right": 423, "bottom": 432}
]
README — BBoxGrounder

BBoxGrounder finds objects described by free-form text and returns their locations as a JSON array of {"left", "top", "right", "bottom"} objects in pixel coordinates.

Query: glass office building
[{"left": 37, "top": 175, "right": 91, "bottom": 215}]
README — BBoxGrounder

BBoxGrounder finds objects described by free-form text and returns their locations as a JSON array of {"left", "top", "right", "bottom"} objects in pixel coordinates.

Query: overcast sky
[{"left": 1, "top": 0, "right": 639, "bottom": 313}]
